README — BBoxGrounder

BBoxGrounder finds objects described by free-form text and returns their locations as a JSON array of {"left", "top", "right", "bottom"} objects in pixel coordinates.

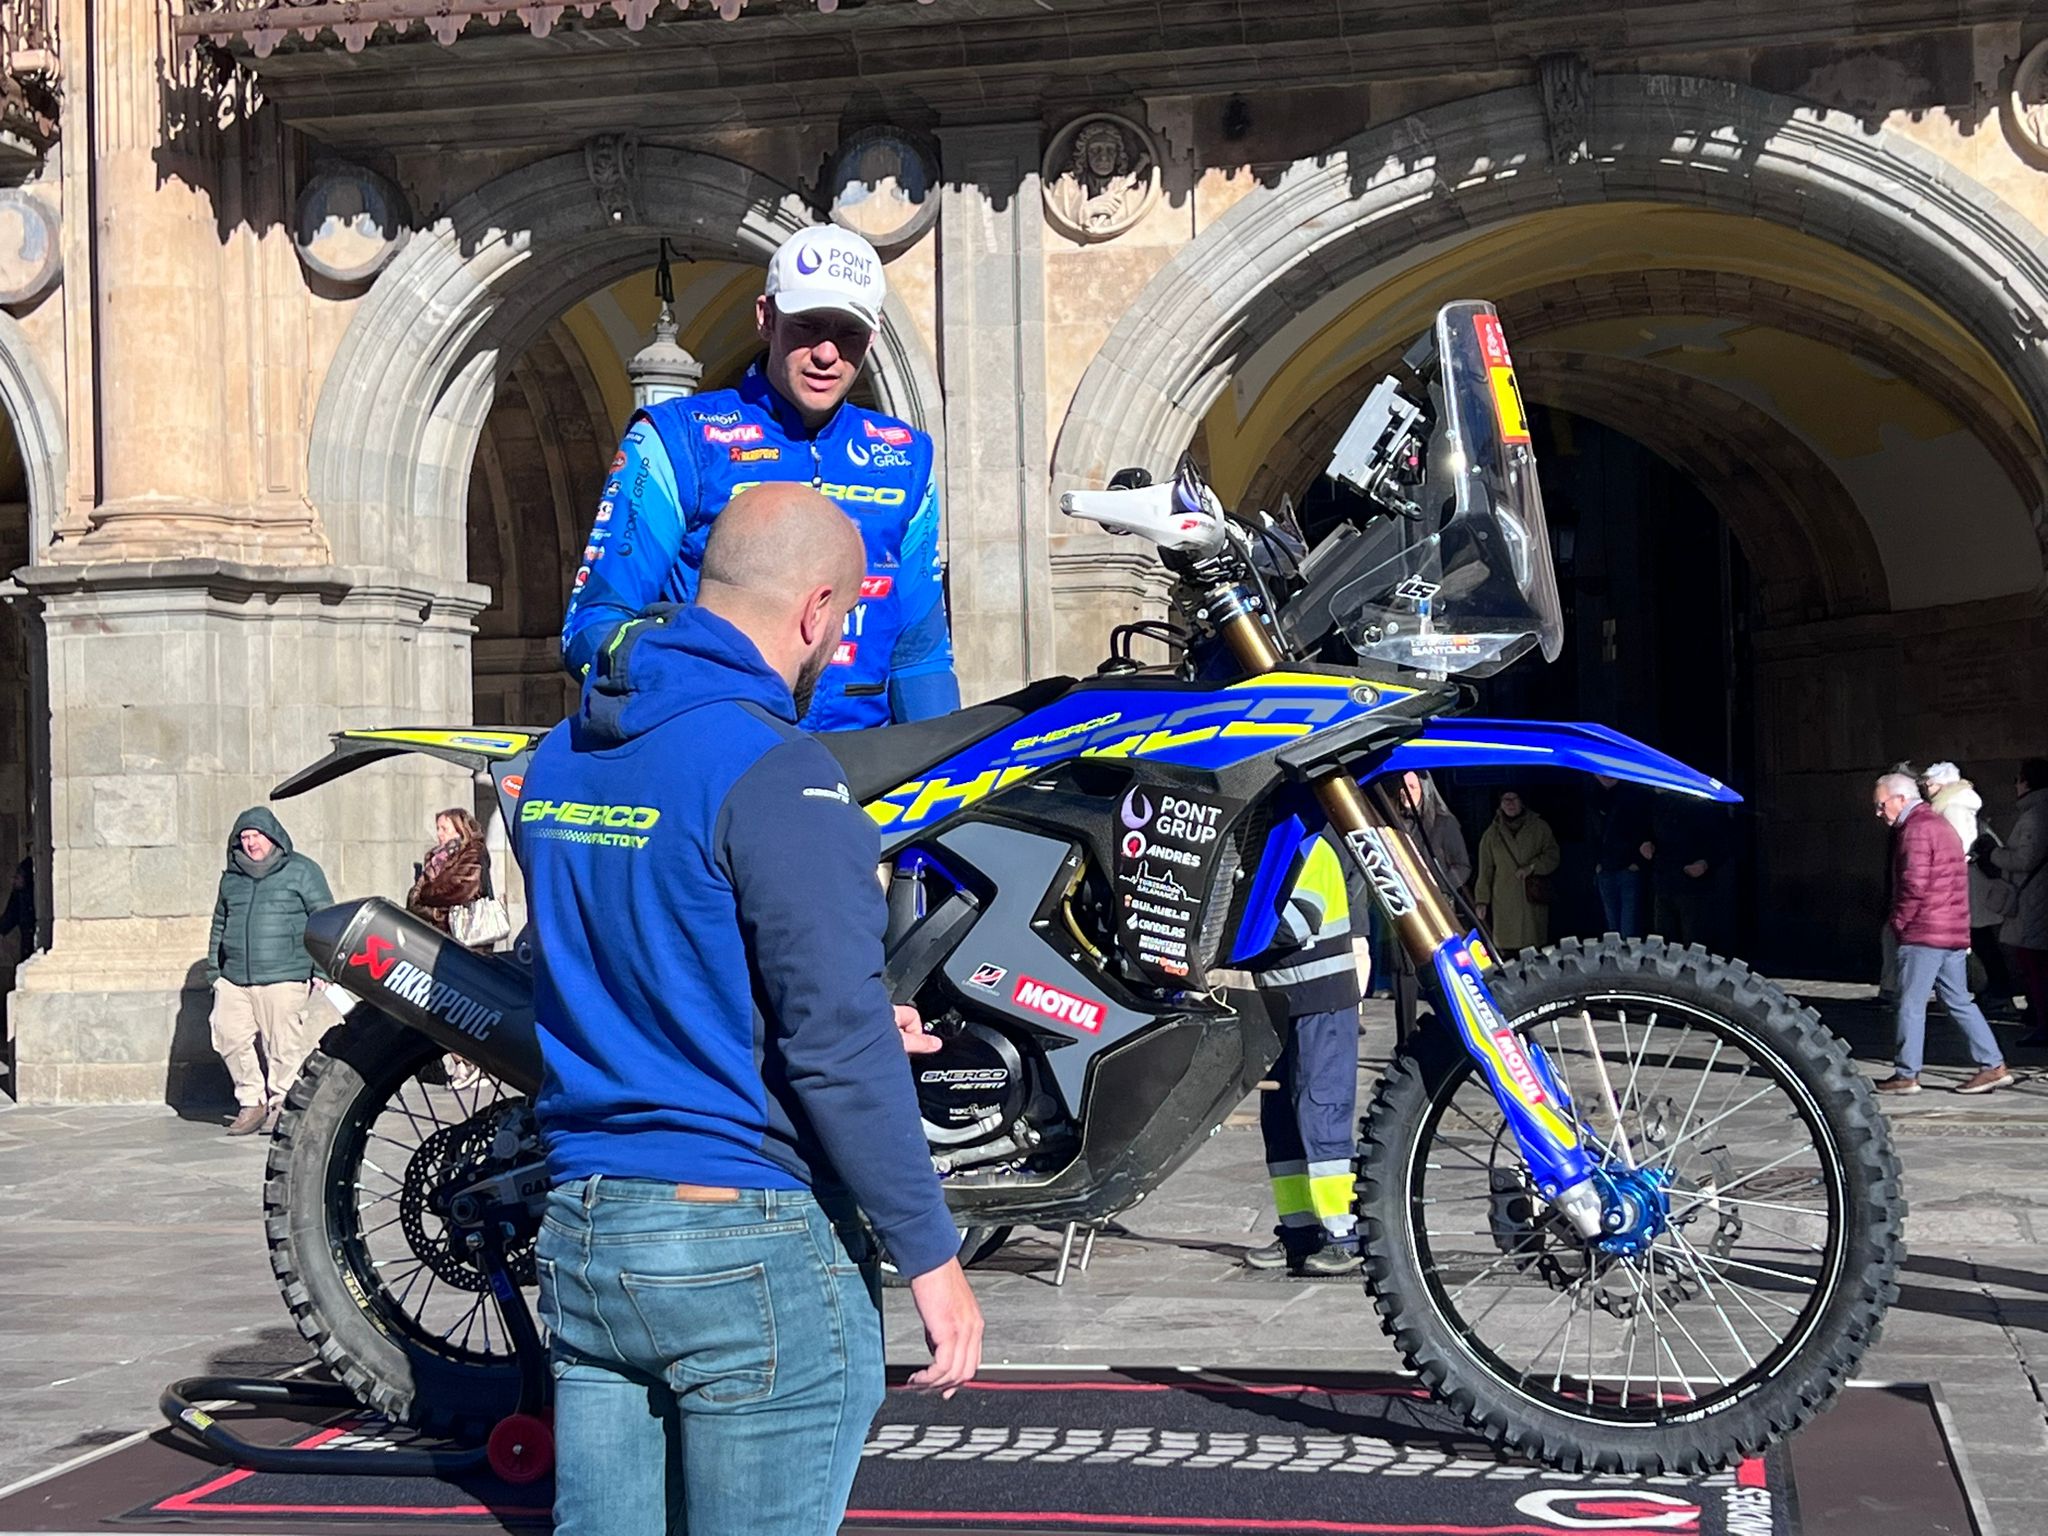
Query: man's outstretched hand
[
  {"left": 906, "top": 1257, "right": 983, "bottom": 1397},
  {"left": 895, "top": 1003, "right": 942, "bottom": 1055}
]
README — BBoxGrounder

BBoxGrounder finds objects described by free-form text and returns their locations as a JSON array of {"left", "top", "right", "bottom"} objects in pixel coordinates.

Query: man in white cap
[{"left": 562, "top": 225, "right": 959, "bottom": 729}]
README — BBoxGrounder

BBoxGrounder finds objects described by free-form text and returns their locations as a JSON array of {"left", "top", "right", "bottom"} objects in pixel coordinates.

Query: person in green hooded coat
[
  {"left": 205, "top": 807, "right": 333, "bottom": 1135},
  {"left": 1475, "top": 787, "right": 1562, "bottom": 954}
]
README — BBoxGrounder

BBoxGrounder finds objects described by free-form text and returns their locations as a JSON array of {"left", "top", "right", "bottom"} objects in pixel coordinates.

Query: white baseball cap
[{"left": 764, "top": 225, "right": 886, "bottom": 332}]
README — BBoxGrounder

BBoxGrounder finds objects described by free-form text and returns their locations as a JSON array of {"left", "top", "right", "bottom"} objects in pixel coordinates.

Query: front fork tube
[{"left": 1314, "top": 774, "right": 1604, "bottom": 1238}]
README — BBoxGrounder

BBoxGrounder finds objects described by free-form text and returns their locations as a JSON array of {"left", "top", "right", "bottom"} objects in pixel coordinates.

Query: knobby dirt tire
[
  {"left": 1354, "top": 936, "right": 1904, "bottom": 1474},
  {"left": 264, "top": 1011, "right": 526, "bottom": 1436}
]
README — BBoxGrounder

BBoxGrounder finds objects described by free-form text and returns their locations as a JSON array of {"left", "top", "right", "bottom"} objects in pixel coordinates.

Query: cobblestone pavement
[{"left": 4, "top": 987, "right": 2045, "bottom": 1534}]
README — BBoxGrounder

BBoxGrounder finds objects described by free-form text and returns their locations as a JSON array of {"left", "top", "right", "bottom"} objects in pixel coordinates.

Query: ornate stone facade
[{"left": 2, "top": 0, "right": 2046, "bottom": 1100}]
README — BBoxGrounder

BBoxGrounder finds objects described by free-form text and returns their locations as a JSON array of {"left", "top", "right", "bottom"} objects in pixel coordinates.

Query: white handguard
[{"left": 1059, "top": 479, "right": 1228, "bottom": 557}]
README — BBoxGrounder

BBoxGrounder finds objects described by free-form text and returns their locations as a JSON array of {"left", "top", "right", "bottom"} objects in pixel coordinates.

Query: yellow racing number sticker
[{"left": 1473, "top": 312, "right": 1532, "bottom": 447}]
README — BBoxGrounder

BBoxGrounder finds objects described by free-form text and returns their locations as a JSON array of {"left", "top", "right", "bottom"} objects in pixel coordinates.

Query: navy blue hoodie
[{"left": 518, "top": 604, "right": 959, "bottom": 1279}]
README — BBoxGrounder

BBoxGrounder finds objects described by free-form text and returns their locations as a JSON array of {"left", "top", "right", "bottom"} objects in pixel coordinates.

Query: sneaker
[
  {"left": 1242, "top": 1237, "right": 1293, "bottom": 1271},
  {"left": 1872, "top": 1075, "right": 1921, "bottom": 1095},
  {"left": 225, "top": 1105, "right": 268, "bottom": 1136},
  {"left": 1956, "top": 1065, "right": 2015, "bottom": 1095},
  {"left": 1297, "top": 1245, "right": 1364, "bottom": 1277}
]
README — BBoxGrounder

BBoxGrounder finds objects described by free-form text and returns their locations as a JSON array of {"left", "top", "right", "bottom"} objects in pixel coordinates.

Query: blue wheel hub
[{"left": 1590, "top": 1165, "right": 1674, "bottom": 1257}]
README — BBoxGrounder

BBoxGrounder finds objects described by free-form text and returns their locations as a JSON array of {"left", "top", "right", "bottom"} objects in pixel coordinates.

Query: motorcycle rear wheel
[
  {"left": 266, "top": 1012, "right": 531, "bottom": 1435},
  {"left": 1355, "top": 936, "right": 1902, "bottom": 1473}
]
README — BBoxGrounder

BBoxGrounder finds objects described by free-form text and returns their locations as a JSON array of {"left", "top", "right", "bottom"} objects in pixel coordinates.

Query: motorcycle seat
[{"left": 823, "top": 677, "right": 1077, "bottom": 802}]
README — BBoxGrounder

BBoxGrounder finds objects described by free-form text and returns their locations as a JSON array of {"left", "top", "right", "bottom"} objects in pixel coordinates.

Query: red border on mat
[
  {"left": 151, "top": 1426, "right": 549, "bottom": 1520},
  {"left": 844, "top": 1513, "right": 1681, "bottom": 1535},
  {"left": 930, "top": 1381, "right": 1429, "bottom": 1399}
]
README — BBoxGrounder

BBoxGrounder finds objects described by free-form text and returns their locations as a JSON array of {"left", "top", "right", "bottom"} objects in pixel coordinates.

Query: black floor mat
[{"left": 0, "top": 1370, "right": 1981, "bottom": 1536}]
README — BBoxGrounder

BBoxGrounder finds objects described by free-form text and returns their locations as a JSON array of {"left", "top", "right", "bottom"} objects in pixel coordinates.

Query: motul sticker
[
  {"left": 860, "top": 575, "right": 894, "bottom": 599},
  {"left": 703, "top": 423, "right": 764, "bottom": 446},
  {"left": 1012, "top": 976, "right": 1105, "bottom": 1033}
]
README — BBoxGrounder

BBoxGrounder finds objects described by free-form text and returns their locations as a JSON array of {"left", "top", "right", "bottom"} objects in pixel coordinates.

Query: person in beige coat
[{"left": 1475, "top": 788, "right": 1562, "bottom": 953}]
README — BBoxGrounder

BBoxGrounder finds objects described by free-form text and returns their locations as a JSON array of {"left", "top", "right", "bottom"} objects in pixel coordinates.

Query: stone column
[
  {"left": 7, "top": 560, "right": 488, "bottom": 1104},
  {"left": 936, "top": 123, "right": 1054, "bottom": 705},
  {"left": 2, "top": 1, "right": 500, "bottom": 1104},
  {"left": 66, "top": 0, "right": 323, "bottom": 563}
]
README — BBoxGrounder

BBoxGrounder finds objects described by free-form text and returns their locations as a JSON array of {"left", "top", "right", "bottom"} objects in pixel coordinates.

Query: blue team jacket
[
  {"left": 518, "top": 604, "right": 961, "bottom": 1279},
  {"left": 561, "top": 364, "right": 960, "bottom": 730}
]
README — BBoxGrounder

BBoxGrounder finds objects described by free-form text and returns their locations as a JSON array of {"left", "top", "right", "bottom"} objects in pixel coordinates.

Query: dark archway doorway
[{"left": 1298, "top": 408, "right": 1757, "bottom": 957}]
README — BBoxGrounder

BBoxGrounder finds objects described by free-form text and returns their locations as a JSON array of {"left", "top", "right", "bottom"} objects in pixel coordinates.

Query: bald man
[{"left": 520, "top": 484, "right": 983, "bottom": 1536}]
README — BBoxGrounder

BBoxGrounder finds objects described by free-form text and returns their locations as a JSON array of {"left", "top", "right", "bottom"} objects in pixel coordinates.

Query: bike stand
[
  {"left": 159, "top": 1223, "right": 555, "bottom": 1485},
  {"left": 1050, "top": 1219, "right": 1105, "bottom": 1286}
]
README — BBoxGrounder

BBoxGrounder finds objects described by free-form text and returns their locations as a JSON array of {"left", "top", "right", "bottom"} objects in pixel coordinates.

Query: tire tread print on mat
[{"left": 68, "top": 1369, "right": 1973, "bottom": 1535}]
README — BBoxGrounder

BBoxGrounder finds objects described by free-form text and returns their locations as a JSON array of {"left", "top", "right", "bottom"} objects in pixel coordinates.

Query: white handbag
[{"left": 451, "top": 895, "right": 512, "bottom": 949}]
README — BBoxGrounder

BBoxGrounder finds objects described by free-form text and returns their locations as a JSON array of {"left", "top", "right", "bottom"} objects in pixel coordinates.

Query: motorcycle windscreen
[{"left": 1327, "top": 300, "right": 1565, "bottom": 678}]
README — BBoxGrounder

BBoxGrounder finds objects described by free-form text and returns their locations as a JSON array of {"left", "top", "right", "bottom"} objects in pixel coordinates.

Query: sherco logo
[
  {"left": 730, "top": 478, "right": 906, "bottom": 508},
  {"left": 521, "top": 801, "right": 660, "bottom": 830},
  {"left": 920, "top": 1069, "right": 1010, "bottom": 1088},
  {"left": 385, "top": 959, "right": 503, "bottom": 1042},
  {"left": 1012, "top": 976, "right": 1104, "bottom": 1033}
]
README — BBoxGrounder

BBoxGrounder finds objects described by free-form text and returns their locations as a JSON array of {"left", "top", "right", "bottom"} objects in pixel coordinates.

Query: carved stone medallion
[
  {"left": 0, "top": 188, "right": 59, "bottom": 305},
  {"left": 293, "top": 167, "right": 410, "bottom": 285},
  {"left": 1042, "top": 113, "right": 1162, "bottom": 243},
  {"left": 825, "top": 127, "right": 939, "bottom": 253}
]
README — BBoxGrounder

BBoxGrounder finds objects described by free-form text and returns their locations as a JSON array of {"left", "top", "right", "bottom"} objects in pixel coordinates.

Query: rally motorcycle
[{"left": 264, "top": 301, "right": 1900, "bottom": 1475}]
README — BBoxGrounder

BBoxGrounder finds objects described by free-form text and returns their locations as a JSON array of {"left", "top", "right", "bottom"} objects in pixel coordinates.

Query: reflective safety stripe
[
  {"left": 1270, "top": 1163, "right": 1357, "bottom": 1236},
  {"left": 1254, "top": 946, "right": 1359, "bottom": 989}
]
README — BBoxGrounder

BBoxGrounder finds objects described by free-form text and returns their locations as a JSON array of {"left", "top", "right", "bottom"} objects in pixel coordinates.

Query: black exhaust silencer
[{"left": 303, "top": 898, "right": 544, "bottom": 1095}]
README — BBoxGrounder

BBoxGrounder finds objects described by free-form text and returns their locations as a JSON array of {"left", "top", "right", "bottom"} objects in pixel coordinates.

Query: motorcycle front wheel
[{"left": 1355, "top": 936, "right": 1903, "bottom": 1474}]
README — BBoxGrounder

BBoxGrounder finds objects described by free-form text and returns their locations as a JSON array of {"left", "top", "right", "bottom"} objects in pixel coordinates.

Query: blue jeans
[
  {"left": 1595, "top": 869, "right": 1643, "bottom": 938},
  {"left": 1893, "top": 943, "right": 2003, "bottom": 1078},
  {"left": 537, "top": 1178, "right": 885, "bottom": 1536}
]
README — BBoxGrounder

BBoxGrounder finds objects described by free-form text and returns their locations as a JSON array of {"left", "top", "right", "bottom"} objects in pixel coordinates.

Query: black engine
[
  {"left": 911, "top": 1016, "right": 1069, "bottom": 1173},
  {"left": 914, "top": 1020, "right": 1027, "bottom": 1142}
]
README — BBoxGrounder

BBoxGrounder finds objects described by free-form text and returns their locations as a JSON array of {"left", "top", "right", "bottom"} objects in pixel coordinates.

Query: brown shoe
[
  {"left": 1873, "top": 1074, "right": 1921, "bottom": 1095},
  {"left": 1955, "top": 1066, "right": 2015, "bottom": 1095},
  {"left": 225, "top": 1105, "right": 268, "bottom": 1136},
  {"left": 261, "top": 1102, "right": 283, "bottom": 1135}
]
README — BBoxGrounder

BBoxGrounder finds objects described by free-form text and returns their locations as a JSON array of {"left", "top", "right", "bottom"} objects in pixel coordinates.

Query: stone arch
[
  {"left": 0, "top": 308, "right": 67, "bottom": 560},
  {"left": 309, "top": 146, "right": 944, "bottom": 584},
  {"left": 1054, "top": 74, "right": 2048, "bottom": 601}
]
